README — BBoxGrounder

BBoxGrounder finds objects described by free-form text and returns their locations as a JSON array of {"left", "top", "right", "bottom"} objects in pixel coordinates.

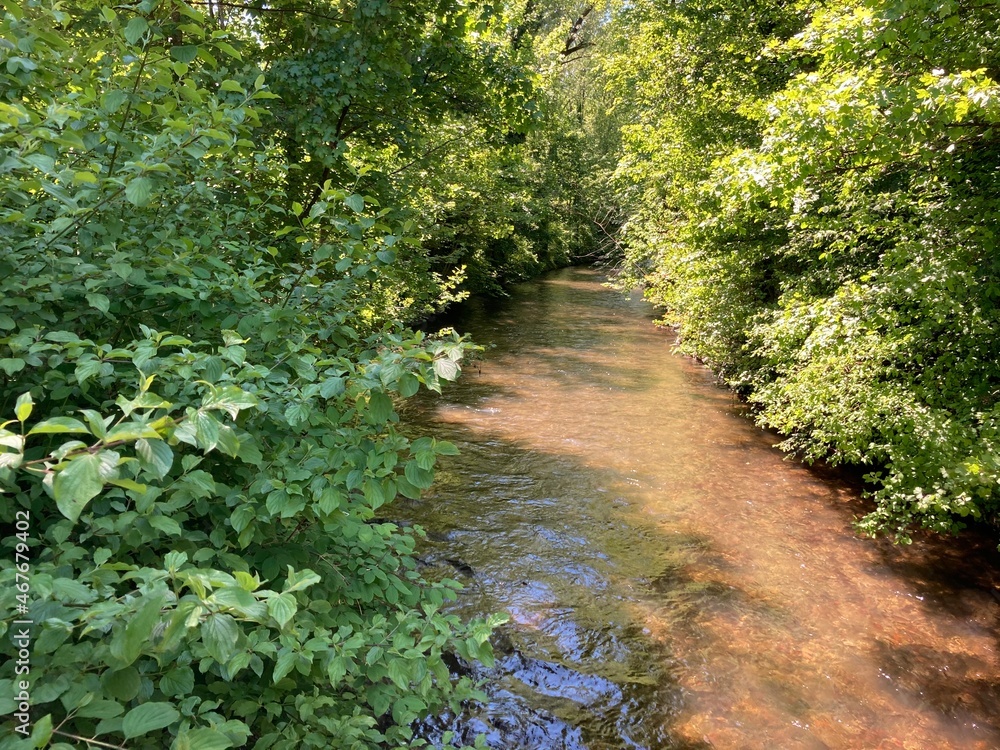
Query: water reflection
[{"left": 400, "top": 268, "right": 1000, "bottom": 749}]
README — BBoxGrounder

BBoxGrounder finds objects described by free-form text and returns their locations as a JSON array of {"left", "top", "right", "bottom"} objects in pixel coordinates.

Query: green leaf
[
  {"left": 73, "top": 170, "right": 99, "bottom": 185},
  {"left": 149, "top": 514, "right": 182, "bottom": 536},
  {"left": 201, "top": 613, "right": 240, "bottom": 664},
  {"left": 317, "top": 487, "right": 342, "bottom": 514},
  {"left": 202, "top": 385, "right": 256, "bottom": 418},
  {"left": 283, "top": 568, "right": 321, "bottom": 593},
  {"left": 387, "top": 659, "right": 410, "bottom": 689},
  {"left": 112, "top": 591, "right": 165, "bottom": 667},
  {"left": 136, "top": 438, "right": 173, "bottom": 479},
  {"left": 103, "top": 668, "right": 141, "bottom": 702},
  {"left": 125, "top": 176, "right": 153, "bottom": 207},
  {"left": 27, "top": 417, "right": 91, "bottom": 436},
  {"left": 172, "top": 728, "right": 233, "bottom": 750},
  {"left": 212, "top": 586, "right": 259, "bottom": 615},
  {"left": 52, "top": 578, "right": 95, "bottom": 603},
  {"left": 272, "top": 652, "right": 296, "bottom": 683},
  {"left": 220, "top": 79, "right": 243, "bottom": 92},
  {"left": 159, "top": 666, "right": 194, "bottom": 698},
  {"left": 284, "top": 402, "right": 310, "bottom": 428},
  {"left": 404, "top": 460, "right": 434, "bottom": 489},
  {"left": 122, "top": 702, "right": 179, "bottom": 739},
  {"left": 433, "top": 357, "right": 460, "bottom": 381},
  {"left": 367, "top": 391, "right": 393, "bottom": 424},
  {"left": 0, "top": 358, "right": 25, "bottom": 376},
  {"left": 53, "top": 451, "right": 119, "bottom": 521},
  {"left": 214, "top": 40, "right": 242, "bottom": 60},
  {"left": 170, "top": 45, "right": 198, "bottom": 62},
  {"left": 267, "top": 592, "right": 297, "bottom": 628},
  {"left": 29, "top": 714, "right": 52, "bottom": 746},
  {"left": 123, "top": 17, "right": 149, "bottom": 44},
  {"left": 396, "top": 476, "right": 422, "bottom": 500},
  {"left": 80, "top": 409, "right": 109, "bottom": 438},
  {"left": 102, "top": 90, "right": 129, "bottom": 113},
  {"left": 86, "top": 293, "right": 110, "bottom": 313},
  {"left": 344, "top": 194, "right": 364, "bottom": 213},
  {"left": 319, "top": 376, "right": 345, "bottom": 398},
  {"left": 15, "top": 392, "right": 32, "bottom": 422},
  {"left": 216, "top": 425, "right": 240, "bottom": 457},
  {"left": 398, "top": 372, "right": 419, "bottom": 397},
  {"left": 434, "top": 440, "right": 460, "bottom": 456},
  {"left": 192, "top": 410, "right": 221, "bottom": 451},
  {"left": 105, "top": 422, "right": 162, "bottom": 442},
  {"left": 75, "top": 358, "right": 104, "bottom": 384},
  {"left": 77, "top": 699, "right": 124, "bottom": 719}
]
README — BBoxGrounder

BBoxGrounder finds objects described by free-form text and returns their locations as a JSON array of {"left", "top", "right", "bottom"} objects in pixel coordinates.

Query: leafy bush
[
  {"left": 0, "top": 2, "right": 501, "bottom": 748},
  {"left": 599, "top": 0, "right": 1000, "bottom": 541}
]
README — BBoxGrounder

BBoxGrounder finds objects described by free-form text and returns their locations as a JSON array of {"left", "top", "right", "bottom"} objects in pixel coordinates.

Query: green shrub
[{"left": 0, "top": 3, "right": 500, "bottom": 747}]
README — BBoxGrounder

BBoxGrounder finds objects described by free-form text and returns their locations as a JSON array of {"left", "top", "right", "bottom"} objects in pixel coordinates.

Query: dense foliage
[
  {"left": 0, "top": 0, "right": 529, "bottom": 747},
  {"left": 590, "top": 0, "right": 1000, "bottom": 541}
]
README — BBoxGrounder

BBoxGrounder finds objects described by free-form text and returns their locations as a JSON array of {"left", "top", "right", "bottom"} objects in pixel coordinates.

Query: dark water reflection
[{"left": 399, "top": 268, "right": 1000, "bottom": 749}]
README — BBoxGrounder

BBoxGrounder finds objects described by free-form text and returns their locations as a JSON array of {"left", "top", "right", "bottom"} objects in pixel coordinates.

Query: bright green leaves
[
  {"left": 266, "top": 592, "right": 297, "bottom": 628},
  {"left": 110, "top": 591, "right": 167, "bottom": 668},
  {"left": 596, "top": 0, "right": 1000, "bottom": 540},
  {"left": 14, "top": 391, "right": 32, "bottom": 422},
  {"left": 136, "top": 438, "right": 173, "bottom": 479},
  {"left": 122, "top": 702, "right": 180, "bottom": 739},
  {"left": 200, "top": 384, "right": 257, "bottom": 419},
  {"left": 0, "top": 0, "right": 495, "bottom": 746},
  {"left": 125, "top": 176, "right": 154, "bottom": 207},
  {"left": 123, "top": 17, "right": 149, "bottom": 45},
  {"left": 5, "top": 368, "right": 257, "bottom": 522},
  {"left": 170, "top": 45, "right": 199, "bottom": 63},
  {"left": 201, "top": 614, "right": 241, "bottom": 664},
  {"left": 53, "top": 451, "right": 120, "bottom": 521}
]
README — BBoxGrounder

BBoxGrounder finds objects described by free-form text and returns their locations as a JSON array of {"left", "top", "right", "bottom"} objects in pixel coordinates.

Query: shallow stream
[{"left": 400, "top": 267, "right": 1000, "bottom": 749}]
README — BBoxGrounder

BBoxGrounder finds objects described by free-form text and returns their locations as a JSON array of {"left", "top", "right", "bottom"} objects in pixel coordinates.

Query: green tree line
[{"left": 566, "top": 0, "right": 1000, "bottom": 544}]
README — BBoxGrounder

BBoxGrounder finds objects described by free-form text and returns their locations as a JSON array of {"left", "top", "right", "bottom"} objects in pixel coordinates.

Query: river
[{"left": 398, "top": 267, "right": 1000, "bottom": 749}]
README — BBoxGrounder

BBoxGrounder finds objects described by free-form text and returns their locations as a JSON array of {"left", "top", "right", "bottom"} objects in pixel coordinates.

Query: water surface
[{"left": 401, "top": 267, "right": 1000, "bottom": 749}]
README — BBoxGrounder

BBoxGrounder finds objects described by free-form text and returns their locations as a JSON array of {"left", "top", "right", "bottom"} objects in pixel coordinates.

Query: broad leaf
[
  {"left": 122, "top": 702, "right": 179, "bottom": 739},
  {"left": 53, "top": 451, "right": 119, "bottom": 521}
]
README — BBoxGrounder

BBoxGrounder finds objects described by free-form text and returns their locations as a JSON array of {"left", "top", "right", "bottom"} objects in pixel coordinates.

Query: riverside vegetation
[{"left": 1, "top": 0, "right": 998, "bottom": 748}]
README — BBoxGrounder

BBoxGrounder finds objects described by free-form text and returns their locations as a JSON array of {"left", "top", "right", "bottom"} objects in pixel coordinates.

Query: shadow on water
[
  {"left": 400, "top": 267, "right": 1000, "bottom": 750},
  {"left": 394, "top": 425, "right": 734, "bottom": 750}
]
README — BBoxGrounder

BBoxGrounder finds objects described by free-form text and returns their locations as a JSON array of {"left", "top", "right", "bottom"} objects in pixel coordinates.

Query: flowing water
[{"left": 398, "top": 267, "right": 1000, "bottom": 749}]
